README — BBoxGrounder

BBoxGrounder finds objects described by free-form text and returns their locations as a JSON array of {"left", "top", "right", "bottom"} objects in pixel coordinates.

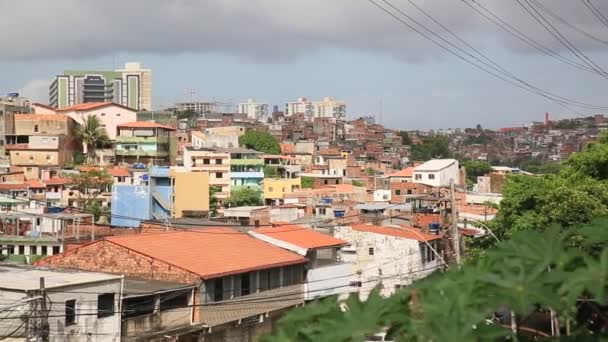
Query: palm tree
[{"left": 75, "top": 115, "right": 110, "bottom": 164}]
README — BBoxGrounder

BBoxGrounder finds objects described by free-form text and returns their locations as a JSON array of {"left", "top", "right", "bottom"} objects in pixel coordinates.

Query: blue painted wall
[{"left": 111, "top": 185, "right": 151, "bottom": 228}]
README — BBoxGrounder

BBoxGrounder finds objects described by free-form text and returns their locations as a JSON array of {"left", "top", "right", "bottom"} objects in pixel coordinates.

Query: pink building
[{"left": 57, "top": 102, "right": 137, "bottom": 140}]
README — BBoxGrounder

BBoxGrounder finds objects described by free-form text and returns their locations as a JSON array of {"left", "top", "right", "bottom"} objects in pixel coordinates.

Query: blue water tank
[
  {"left": 322, "top": 197, "right": 332, "bottom": 204},
  {"left": 428, "top": 223, "right": 441, "bottom": 232}
]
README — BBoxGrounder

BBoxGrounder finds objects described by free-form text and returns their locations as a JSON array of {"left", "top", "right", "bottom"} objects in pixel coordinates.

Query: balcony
[
  {"left": 117, "top": 136, "right": 169, "bottom": 144},
  {"left": 305, "top": 262, "right": 354, "bottom": 301},
  {"left": 230, "top": 159, "right": 263, "bottom": 166},
  {"left": 230, "top": 171, "right": 264, "bottom": 179},
  {"left": 115, "top": 150, "right": 169, "bottom": 157}
]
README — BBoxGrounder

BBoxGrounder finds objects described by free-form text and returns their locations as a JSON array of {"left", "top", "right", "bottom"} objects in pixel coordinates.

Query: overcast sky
[{"left": 1, "top": 0, "right": 608, "bottom": 129}]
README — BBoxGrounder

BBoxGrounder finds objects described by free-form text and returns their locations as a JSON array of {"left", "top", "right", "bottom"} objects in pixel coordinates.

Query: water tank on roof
[{"left": 428, "top": 223, "right": 441, "bottom": 233}]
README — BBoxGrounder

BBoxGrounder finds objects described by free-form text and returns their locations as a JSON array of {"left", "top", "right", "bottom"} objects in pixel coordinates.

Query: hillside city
[{"left": 0, "top": 59, "right": 606, "bottom": 341}]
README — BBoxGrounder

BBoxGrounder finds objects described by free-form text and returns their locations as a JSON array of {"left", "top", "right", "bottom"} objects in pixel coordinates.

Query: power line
[
  {"left": 515, "top": 0, "right": 608, "bottom": 77},
  {"left": 582, "top": 0, "right": 608, "bottom": 29},
  {"left": 462, "top": 0, "right": 606, "bottom": 74},
  {"left": 366, "top": 0, "right": 608, "bottom": 112},
  {"left": 528, "top": 0, "right": 608, "bottom": 45}
]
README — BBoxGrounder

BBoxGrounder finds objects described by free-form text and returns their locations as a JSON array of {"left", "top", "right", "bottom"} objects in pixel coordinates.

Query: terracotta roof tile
[
  {"left": 44, "top": 177, "right": 71, "bottom": 185},
  {"left": 26, "top": 179, "right": 46, "bottom": 188},
  {"left": 58, "top": 102, "right": 113, "bottom": 111},
  {"left": 388, "top": 167, "right": 414, "bottom": 178},
  {"left": 317, "top": 148, "right": 340, "bottom": 156},
  {"left": 0, "top": 183, "right": 27, "bottom": 191},
  {"left": 252, "top": 224, "right": 347, "bottom": 249},
  {"left": 105, "top": 229, "right": 307, "bottom": 279},
  {"left": 107, "top": 168, "right": 130, "bottom": 177},
  {"left": 118, "top": 121, "right": 176, "bottom": 130},
  {"left": 351, "top": 224, "right": 441, "bottom": 242}
]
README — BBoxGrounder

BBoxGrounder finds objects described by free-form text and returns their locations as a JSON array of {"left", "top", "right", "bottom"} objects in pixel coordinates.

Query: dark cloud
[{"left": 1, "top": 0, "right": 607, "bottom": 62}]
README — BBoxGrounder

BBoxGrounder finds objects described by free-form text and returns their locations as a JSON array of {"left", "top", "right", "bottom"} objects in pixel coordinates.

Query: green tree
[
  {"left": 209, "top": 185, "right": 221, "bottom": 215},
  {"left": 263, "top": 221, "right": 608, "bottom": 341},
  {"left": 225, "top": 187, "right": 263, "bottom": 207},
  {"left": 65, "top": 169, "right": 113, "bottom": 209},
  {"left": 396, "top": 131, "right": 412, "bottom": 145},
  {"left": 74, "top": 115, "right": 110, "bottom": 164},
  {"left": 410, "top": 135, "right": 452, "bottom": 161},
  {"left": 239, "top": 130, "right": 281, "bottom": 154},
  {"left": 263, "top": 165, "right": 279, "bottom": 178},
  {"left": 301, "top": 176, "right": 314, "bottom": 189},
  {"left": 565, "top": 134, "right": 608, "bottom": 180},
  {"left": 352, "top": 180, "right": 365, "bottom": 187},
  {"left": 462, "top": 160, "right": 491, "bottom": 183}
]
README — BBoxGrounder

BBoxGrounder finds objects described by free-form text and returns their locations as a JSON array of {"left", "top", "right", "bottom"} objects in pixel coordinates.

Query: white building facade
[
  {"left": 286, "top": 97, "right": 346, "bottom": 121},
  {"left": 412, "top": 159, "right": 460, "bottom": 187},
  {"left": 334, "top": 224, "right": 443, "bottom": 299},
  {"left": 237, "top": 98, "right": 269, "bottom": 122}
]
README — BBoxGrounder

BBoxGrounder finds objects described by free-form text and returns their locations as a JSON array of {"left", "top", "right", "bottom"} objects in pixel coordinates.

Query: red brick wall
[
  {"left": 413, "top": 213, "right": 444, "bottom": 231},
  {"left": 36, "top": 240, "right": 200, "bottom": 284},
  {"left": 390, "top": 182, "right": 432, "bottom": 204}
]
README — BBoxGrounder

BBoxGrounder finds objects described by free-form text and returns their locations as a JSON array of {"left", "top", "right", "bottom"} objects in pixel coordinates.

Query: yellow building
[
  {"left": 170, "top": 168, "right": 210, "bottom": 218},
  {"left": 263, "top": 178, "right": 301, "bottom": 205}
]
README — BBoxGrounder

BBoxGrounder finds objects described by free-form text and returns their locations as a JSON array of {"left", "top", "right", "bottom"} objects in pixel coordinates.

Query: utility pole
[
  {"left": 450, "top": 180, "right": 461, "bottom": 265},
  {"left": 39, "top": 277, "right": 49, "bottom": 342}
]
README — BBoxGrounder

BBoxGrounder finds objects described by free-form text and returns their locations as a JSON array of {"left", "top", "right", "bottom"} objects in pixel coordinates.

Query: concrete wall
[
  {"left": 111, "top": 185, "right": 151, "bottom": 227},
  {"left": 62, "top": 106, "right": 137, "bottom": 140},
  {"left": 264, "top": 178, "right": 301, "bottom": 200},
  {"left": 373, "top": 190, "right": 391, "bottom": 202},
  {"left": 334, "top": 226, "right": 442, "bottom": 299},
  {"left": 14, "top": 117, "right": 72, "bottom": 135},
  {"left": 171, "top": 170, "right": 210, "bottom": 218},
  {"left": 305, "top": 262, "right": 353, "bottom": 300},
  {"left": 413, "top": 162, "right": 459, "bottom": 188},
  {"left": 0, "top": 280, "right": 122, "bottom": 341}
]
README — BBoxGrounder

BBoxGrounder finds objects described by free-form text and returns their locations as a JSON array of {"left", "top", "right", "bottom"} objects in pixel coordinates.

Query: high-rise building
[
  {"left": 49, "top": 62, "right": 152, "bottom": 110},
  {"left": 237, "top": 98, "right": 269, "bottom": 122},
  {"left": 285, "top": 96, "right": 346, "bottom": 121}
]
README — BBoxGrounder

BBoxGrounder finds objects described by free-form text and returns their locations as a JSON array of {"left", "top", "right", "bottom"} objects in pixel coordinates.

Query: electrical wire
[
  {"left": 528, "top": 0, "right": 608, "bottom": 45},
  {"left": 462, "top": 0, "right": 606, "bottom": 74},
  {"left": 582, "top": 0, "right": 608, "bottom": 29},
  {"left": 366, "top": 0, "right": 608, "bottom": 112}
]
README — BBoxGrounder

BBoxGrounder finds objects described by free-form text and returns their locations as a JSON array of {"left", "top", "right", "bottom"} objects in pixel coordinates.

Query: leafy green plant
[
  {"left": 225, "top": 187, "right": 263, "bottom": 207},
  {"left": 239, "top": 129, "right": 281, "bottom": 154},
  {"left": 301, "top": 176, "right": 314, "bottom": 189},
  {"left": 263, "top": 221, "right": 608, "bottom": 341},
  {"left": 352, "top": 180, "right": 365, "bottom": 187},
  {"left": 263, "top": 165, "right": 279, "bottom": 178}
]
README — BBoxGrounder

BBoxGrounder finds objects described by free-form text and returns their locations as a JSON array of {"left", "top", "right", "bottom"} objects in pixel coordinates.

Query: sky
[{"left": 1, "top": 0, "right": 608, "bottom": 129}]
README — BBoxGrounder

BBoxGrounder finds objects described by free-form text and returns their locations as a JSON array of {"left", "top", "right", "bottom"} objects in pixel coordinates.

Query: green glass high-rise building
[{"left": 49, "top": 62, "right": 151, "bottom": 110}]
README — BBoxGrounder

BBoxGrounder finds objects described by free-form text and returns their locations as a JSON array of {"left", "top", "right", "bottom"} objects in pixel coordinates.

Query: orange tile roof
[
  {"left": 118, "top": 121, "right": 176, "bottom": 130},
  {"left": 351, "top": 224, "right": 441, "bottom": 242},
  {"left": 58, "top": 102, "right": 113, "bottom": 111},
  {"left": 388, "top": 166, "right": 414, "bottom": 178},
  {"left": 32, "top": 103, "right": 57, "bottom": 110},
  {"left": 105, "top": 229, "right": 307, "bottom": 279},
  {"left": 317, "top": 148, "right": 340, "bottom": 156},
  {"left": 77, "top": 166, "right": 101, "bottom": 173},
  {"left": 26, "top": 179, "right": 46, "bottom": 188},
  {"left": 44, "top": 177, "right": 71, "bottom": 185},
  {"left": 0, "top": 183, "right": 27, "bottom": 191},
  {"left": 14, "top": 114, "right": 70, "bottom": 122},
  {"left": 252, "top": 224, "right": 347, "bottom": 249},
  {"left": 107, "top": 168, "right": 129, "bottom": 177}
]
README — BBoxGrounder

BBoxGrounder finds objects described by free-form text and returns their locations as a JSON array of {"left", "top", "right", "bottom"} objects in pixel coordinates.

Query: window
[
  {"left": 18, "top": 245, "right": 24, "bottom": 255},
  {"left": 65, "top": 300, "right": 76, "bottom": 325},
  {"left": 46, "top": 155, "right": 51, "bottom": 160},
  {"left": 97, "top": 293, "right": 114, "bottom": 318},
  {"left": 41, "top": 246, "right": 48, "bottom": 255},
  {"left": 215, "top": 172, "right": 223, "bottom": 179},
  {"left": 100, "top": 112, "right": 106, "bottom": 116},
  {"left": 116, "top": 113, "right": 121, "bottom": 116},
  {"left": 395, "top": 284, "right": 403, "bottom": 290},
  {"left": 203, "top": 159, "right": 210, "bottom": 165},
  {"left": 29, "top": 156, "right": 34, "bottom": 161},
  {"left": 395, "top": 190, "right": 401, "bottom": 195},
  {"left": 268, "top": 187, "right": 273, "bottom": 192},
  {"left": 34, "top": 125, "right": 39, "bottom": 133},
  {"left": 282, "top": 187, "right": 286, "bottom": 193},
  {"left": 428, "top": 174, "right": 435, "bottom": 180},
  {"left": 324, "top": 180, "right": 328, "bottom": 185},
  {"left": 160, "top": 291, "right": 188, "bottom": 311},
  {"left": 368, "top": 247, "right": 374, "bottom": 256},
  {"left": 52, "top": 246, "right": 60, "bottom": 254},
  {"left": 349, "top": 281, "right": 363, "bottom": 287},
  {"left": 241, "top": 274, "right": 251, "bottom": 296},
  {"left": 213, "top": 278, "right": 224, "bottom": 302},
  {"left": 215, "top": 159, "right": 222, "bottom": 165},
  {"left": 407, "top": 190, "right": 413, "bottom": 195}
]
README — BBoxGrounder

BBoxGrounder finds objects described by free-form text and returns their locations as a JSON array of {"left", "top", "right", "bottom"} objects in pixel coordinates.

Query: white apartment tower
[
  {"left": 237, "top": 98, "right": 269, "bottom": 122},
  {"left": 286, "top": 96, "right": 346, "bottom": 121}
]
